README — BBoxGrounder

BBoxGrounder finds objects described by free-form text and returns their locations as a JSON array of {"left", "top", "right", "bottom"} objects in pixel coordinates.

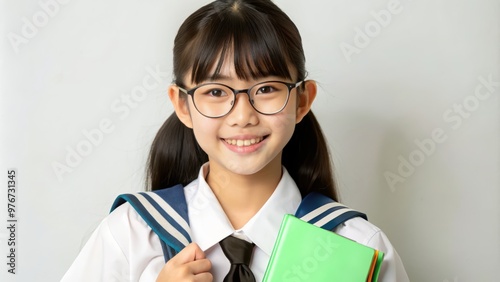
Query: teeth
[{"left": 225, "top": 137, "right": 263, "bottom": 147}]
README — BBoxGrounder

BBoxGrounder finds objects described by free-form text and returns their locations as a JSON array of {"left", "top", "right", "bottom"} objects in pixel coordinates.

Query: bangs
[{"left": 174, "top": 1, "right": 305, "bottom": 86}]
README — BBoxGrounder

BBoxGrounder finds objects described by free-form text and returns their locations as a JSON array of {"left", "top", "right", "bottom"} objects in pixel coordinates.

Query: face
[{"left": 169, "top": 58, "right": 315, "bottom": 178}]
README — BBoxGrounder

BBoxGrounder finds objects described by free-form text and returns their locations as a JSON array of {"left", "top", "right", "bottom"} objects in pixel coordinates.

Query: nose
[{"left": 226, "top": 92, "right": 259, "bottom": 126}]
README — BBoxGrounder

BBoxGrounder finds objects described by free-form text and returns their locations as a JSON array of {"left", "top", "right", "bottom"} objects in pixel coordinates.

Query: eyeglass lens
[{"left": 192, "top": 81, "right": 292, "bottom": 117}]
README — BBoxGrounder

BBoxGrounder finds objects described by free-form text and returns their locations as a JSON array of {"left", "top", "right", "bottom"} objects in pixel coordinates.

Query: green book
[{"left": 262, "top": 214, "right": 384, "bottom": 282}]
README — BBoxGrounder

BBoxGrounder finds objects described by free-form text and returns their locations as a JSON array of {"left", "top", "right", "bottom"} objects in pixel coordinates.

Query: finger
[
  {"left": 192, "top": 243, "right": 206, "bottom": 260},
  {"left": 187, "top": 258, "right": 212, "bottom": 275},
  {"left": 170, "top": 243, "right": 205, "bottom": 265},
  {"left": 194, "top": 272, "right": 213, "bottom": 282}
]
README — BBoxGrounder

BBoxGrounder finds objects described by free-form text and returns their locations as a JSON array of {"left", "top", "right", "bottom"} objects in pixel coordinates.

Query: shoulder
[
  {"left": 334, "top": 216, "right": 399, "bottom": 258},
  {"left": 108, "top": 200, "right": 152, "bottom": 234},
  {"left": 334, "top": 216, "right": 382, "bottom": 246},
  {"left": 106, "top": 201, "right": 159, "bottom": 256}
]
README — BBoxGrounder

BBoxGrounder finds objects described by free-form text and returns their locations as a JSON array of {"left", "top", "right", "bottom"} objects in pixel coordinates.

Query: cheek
[
  {"left": 186, "top": 99, "right": 217, "bottom": 141},
  {"left": 269, "top": 111, "right": 297, "bottom": 142},
  {"left": 271, "top": 96, "right": 298, "bottom": 135},
  {"left": 191, "top": 115, "right": 220, "bottom": 147}
]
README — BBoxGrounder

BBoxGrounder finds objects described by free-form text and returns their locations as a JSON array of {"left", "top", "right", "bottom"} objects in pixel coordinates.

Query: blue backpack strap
[
  {"left": 295, "top": 192, "right": 367, "bottom": 231},
  {"left": 110, "top": 184, "right": 192, "bottom": 261}
]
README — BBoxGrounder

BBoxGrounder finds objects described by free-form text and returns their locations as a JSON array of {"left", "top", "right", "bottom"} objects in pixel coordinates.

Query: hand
[{"left": 156, "top": 243, "right": 213, "bottom": 282}]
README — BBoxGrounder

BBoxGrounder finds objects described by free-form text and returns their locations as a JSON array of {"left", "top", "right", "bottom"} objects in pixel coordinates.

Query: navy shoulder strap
[
  {"left": 110, "top": 184, "right": 192, "bottom": 261},
  {"left": 295, "top": 192, "right": 367, "bottom": 231}
]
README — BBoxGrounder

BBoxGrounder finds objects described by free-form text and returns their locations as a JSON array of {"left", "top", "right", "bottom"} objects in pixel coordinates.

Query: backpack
[{"left": 110, "top": 184, "right": 367, "bottom": 262}]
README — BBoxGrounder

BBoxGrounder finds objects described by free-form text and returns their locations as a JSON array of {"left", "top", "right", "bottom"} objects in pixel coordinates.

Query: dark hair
[{"left": 147, "top": 0, "right": 338, "bottom": 201}]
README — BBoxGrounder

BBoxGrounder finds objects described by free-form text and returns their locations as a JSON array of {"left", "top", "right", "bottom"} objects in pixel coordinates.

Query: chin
[{"left": 226, "top": 164, "right": 264, "bottom": 176}]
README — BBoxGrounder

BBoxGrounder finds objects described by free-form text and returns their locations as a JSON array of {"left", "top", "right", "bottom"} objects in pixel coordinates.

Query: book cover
[{"left": 262, "top": 214, "right": 384, "bottom": 282}]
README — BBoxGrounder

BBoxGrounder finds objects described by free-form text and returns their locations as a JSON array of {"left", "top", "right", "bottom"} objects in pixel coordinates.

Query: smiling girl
[{"left": 63, "top": 0, "right": 409, "bottom": 281}]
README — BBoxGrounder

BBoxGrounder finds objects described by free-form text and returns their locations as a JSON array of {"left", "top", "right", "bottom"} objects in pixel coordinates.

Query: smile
[{"left": 223, "top": 136, "right": 266, "bottom": 147}]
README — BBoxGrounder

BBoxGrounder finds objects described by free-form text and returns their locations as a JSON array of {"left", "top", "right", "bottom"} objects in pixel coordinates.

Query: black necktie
[{"left": 219, "top": 236, "right": 256, "bottom": 282}]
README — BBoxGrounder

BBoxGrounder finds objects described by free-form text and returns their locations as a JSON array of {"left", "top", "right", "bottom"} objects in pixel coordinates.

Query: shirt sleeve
[
  {"left": 335, "top": 217, "right": 410, "bottom": 282},
  {"left": 60, "top": 216, "right": 131, "bottom": 281},
  {"left": 61, "top": 203, "right": 165, "bottom": 282}
]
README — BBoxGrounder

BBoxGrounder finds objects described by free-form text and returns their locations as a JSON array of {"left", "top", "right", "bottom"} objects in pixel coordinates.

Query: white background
[{"left": 1, "top": 0, "right": 499, "bottom": 281}]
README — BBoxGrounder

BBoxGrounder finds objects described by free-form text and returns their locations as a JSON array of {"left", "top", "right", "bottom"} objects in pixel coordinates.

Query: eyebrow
[
  {"left": 206, "top": 73, "right": 232, "bottom": 81},
  {"left": 200, "top": 73, "right": 289, "bottom": 84}
]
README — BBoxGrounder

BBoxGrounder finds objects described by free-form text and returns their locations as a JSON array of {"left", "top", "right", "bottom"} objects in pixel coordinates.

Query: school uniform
[{"left": 62, "top": 164, "right": 409, "bottom": 281}]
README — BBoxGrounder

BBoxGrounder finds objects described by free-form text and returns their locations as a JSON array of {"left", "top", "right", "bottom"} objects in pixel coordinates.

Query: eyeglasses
[{"left": 178, "top": 80, "right": 303, "bottom": 118}]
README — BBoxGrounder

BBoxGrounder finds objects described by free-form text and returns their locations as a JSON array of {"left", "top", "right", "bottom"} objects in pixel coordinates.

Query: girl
[{"left": 63, "top": 0, "right": 409, "bottom": 281}]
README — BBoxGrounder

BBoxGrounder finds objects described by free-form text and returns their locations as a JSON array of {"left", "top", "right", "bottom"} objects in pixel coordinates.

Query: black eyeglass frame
[{"left": 177, "top": 80, "right": 304, "bottom": 118}]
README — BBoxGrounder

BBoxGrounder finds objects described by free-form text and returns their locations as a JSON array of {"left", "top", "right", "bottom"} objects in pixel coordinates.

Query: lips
[{"left": 223, "top": 136, "right": 266, "bottom": 147}]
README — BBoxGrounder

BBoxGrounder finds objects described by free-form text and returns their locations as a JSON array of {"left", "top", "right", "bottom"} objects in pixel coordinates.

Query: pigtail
[
  {"left": 146, "top": 113, "right": 208, "bottom": 191},
  {"left": 282, "top": 111, "right": 339, "bottom": 201}
]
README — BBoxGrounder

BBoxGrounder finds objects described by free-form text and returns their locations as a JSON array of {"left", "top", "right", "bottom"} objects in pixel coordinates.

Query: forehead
[{"left": 187, "top": 47, "right": 297, "bottom": 85}]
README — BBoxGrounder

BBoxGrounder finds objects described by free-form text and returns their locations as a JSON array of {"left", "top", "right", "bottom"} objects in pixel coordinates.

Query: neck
[{"left": 206, "top": 159, "right": 282, "bottom": 229}]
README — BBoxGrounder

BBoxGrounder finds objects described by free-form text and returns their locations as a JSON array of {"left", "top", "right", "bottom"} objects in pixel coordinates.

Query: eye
[
  {"left": 201, "top": 88, "right": 228, "bottom": 97},
  {"left": 256, "top": 85, "right": 276, "bottom": 94},
  {"left": 209, "top": 89, "right": 224, "bottom": 97}
]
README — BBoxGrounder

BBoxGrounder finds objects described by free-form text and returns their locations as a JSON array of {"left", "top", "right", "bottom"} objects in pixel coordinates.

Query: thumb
[
  {"left": 192, "top": 243, "right": 206, "bottom": 260},
  {"left": 173, "top": 243, "right": 206, "bottom": 264}
]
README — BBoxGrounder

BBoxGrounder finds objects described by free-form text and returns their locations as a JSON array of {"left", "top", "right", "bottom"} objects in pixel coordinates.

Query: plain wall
[{"left": 1, "top": 0, "right": 499, "bottom": 281}]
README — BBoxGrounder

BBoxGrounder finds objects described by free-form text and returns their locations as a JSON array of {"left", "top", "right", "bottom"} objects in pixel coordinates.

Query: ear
[
  {"left": 295, "top": 80, "right": 317, "bottom": 123},
  {"left": 168, "top": 85, "right": 193, "bottom": 128}
]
